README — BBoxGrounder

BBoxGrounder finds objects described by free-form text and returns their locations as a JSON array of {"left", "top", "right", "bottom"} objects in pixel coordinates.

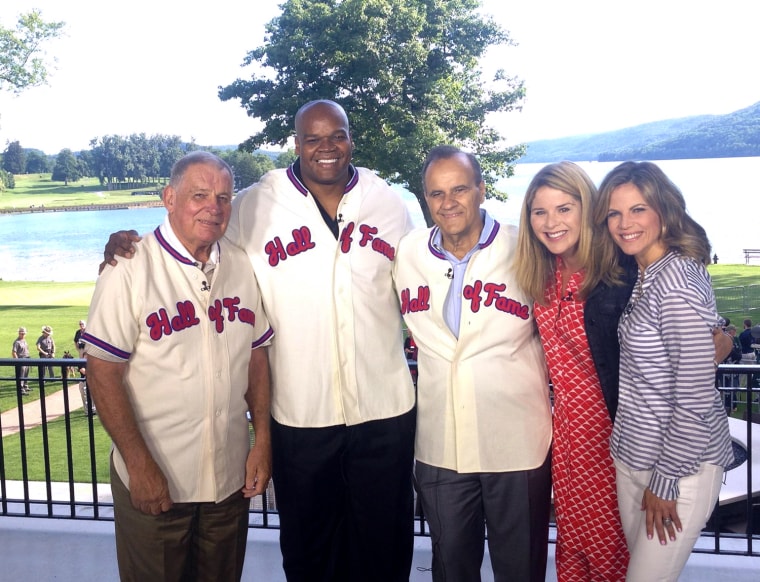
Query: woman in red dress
[{"left": 515, "top": 161, "right": 630, "bottom": 581}]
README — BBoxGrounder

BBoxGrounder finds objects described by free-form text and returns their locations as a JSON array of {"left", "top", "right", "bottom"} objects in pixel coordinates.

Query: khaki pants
[
  {"left": 111, "top": 459, "right": 250, "bottom": 582},
  {"left": 615, "top": 459, "right": 723, "bottom": 582}
]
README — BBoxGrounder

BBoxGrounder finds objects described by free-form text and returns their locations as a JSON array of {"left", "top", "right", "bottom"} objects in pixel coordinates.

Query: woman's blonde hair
[{"left": 514, "top": 161, "right": 621, "bottom": 303}]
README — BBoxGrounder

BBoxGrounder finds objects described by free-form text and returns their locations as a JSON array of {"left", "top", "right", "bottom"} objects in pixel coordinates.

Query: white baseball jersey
[
  {"left": 226, "top": 164, "right": 415, "bottom": 428},
  {"left": 83, "top": 218, "right": 273, "bottom": 503},
  {"left": 393, "top": 218, "right": 552, "bottom": 473}
]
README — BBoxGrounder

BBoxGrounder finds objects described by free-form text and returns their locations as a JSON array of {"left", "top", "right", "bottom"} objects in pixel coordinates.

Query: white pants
[{"left": 615, "top": 459, "right": 723, "bottom": 582}]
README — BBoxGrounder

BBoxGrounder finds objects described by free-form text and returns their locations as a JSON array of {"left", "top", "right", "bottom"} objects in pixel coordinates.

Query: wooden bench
[{"left": 743, "top": 249, "right": 760, "bottom": 264}]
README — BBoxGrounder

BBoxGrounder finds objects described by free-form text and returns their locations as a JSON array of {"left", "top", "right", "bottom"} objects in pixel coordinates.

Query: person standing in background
[
  {"left": 74, "top": 320, "right": 87, "bottom": 358},
  {"left": 12, "top": 327, "right": 31, "bottom": 395},
  {"left": 36, "top": 325, "right": 55, "bottom": 378},
  {"left": 739, "top": 319, "right": 755, "bottom": 364}
]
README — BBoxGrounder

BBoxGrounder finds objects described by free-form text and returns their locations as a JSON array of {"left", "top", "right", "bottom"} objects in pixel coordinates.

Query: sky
[{"left": 0, "top": 0, "right": 759, "bottom": 155}]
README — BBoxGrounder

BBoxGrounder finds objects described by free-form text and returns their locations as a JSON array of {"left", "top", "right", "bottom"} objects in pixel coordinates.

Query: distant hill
[{"left": 519, "top": 101, "right": 760, "bottom": 163}]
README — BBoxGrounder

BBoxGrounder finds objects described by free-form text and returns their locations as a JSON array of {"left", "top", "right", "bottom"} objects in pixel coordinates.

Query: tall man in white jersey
[
  {"left": 86, "top": 152, "right": 273, "bottom": 581},
  {"left": 102, "top": 102, "right": 416, "bottom": 582},
  {"left": 227, "top": 100, "right": 416, "bottom": 582}
]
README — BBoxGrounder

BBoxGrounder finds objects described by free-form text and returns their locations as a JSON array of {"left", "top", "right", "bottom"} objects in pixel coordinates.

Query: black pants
[{"left": 271, "top": 408, "right": 416, "bottom": 582}]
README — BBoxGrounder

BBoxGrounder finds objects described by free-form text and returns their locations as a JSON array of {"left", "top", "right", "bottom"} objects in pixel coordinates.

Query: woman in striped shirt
[{"left": 597, "top": 161, "right": 733, "bottom": 582}]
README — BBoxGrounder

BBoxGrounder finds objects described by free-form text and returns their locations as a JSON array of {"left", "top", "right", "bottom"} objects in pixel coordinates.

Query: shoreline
[{"left": 0, "top": 200, "right": 163, "bottom": 215}]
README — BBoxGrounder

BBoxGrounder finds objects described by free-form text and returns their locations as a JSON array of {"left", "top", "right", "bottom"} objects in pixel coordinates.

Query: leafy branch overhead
[
  {"left": 0, "top": 9, "right": 65, "bottom": 94},
  {"left": 219, "top": 0, "right": 525, "bottom": 224}
]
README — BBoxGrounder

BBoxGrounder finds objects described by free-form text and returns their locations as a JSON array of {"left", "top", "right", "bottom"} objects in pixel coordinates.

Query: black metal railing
[{"left": 0, "top": 358, "right": 758, "bottom": 558}]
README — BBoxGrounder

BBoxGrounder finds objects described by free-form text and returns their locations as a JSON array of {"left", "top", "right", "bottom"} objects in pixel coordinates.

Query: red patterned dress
[{"left": 533, "top": 261, "right": 628, "bottom": 581}]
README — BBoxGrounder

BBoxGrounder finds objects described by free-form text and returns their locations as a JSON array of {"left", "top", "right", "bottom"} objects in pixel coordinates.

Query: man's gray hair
[{"left": 169, "top": 151, "right": 233, "bottom": 188}]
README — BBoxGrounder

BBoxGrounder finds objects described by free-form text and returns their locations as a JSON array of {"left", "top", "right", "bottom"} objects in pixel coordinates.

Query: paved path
[{"left": 1, "top": 382, "right": 85, "bottom": 437}]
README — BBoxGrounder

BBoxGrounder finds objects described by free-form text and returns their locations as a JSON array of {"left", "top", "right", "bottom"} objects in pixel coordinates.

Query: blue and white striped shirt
[{"left": 610, "top": 251, "right": 733, "bottom": 500}]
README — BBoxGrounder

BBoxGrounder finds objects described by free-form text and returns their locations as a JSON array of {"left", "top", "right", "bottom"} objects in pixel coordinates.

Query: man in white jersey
[
  {"left": 85, "top": 151, "right": 273, "bottom": 581},
  {"left": 393, "top": 146, "right": 553, "bottom": 582},
  {"left": 102, "top": 102, "right": 416, "bottom": 582}
]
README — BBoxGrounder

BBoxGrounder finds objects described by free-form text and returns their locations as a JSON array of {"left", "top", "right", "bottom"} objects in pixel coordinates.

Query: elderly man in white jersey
[
  {"left": 101, "top": 101, "right": 416, "bottom": 582},
  {"left": 84, "top": 151, "right": 274, "bottom": 581},
  {"left": 393, "top": 145, "right": 553, "bottom": 582}
]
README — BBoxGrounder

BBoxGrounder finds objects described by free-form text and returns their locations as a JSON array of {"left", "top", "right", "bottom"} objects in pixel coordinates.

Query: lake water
[{"left": 1, "top": 157, "right": 758, "bottom": 282}]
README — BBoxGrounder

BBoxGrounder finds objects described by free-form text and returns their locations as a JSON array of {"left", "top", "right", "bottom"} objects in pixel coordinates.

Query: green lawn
[
  {"left": 0, "top": 173, "right": 161, "bottom": 210},
  {"left": 1, "top": 409, "right": 111, "bottom": 483},
  {"left": 707, "top": 264, "right": 760, "bottom": 324},
  {"left": 708, "top": 264, "right": 760, "bottom": 288},
  {"left": 1, "top": 282, "right": 93, "bottom": 413},
  {"left": 2, "top": 303, "right": 91, "bottom": 370}
]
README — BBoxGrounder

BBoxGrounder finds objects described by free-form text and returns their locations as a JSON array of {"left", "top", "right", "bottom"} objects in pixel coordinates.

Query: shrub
[{"left": 0, "top": 168, "right": 15, "bottom": 190}]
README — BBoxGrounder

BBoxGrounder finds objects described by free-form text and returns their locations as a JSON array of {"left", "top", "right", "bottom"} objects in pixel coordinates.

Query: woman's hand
[
  {"left": 642, "top": 487, "right": 681, "bottom": 544},
  {"left": 713, "top": 327, "right": 733, "bottom": 363}
]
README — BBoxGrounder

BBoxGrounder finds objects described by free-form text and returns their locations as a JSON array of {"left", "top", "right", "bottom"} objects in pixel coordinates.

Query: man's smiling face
[{"left": 294, "top": 102, "right": 353, "bottom": 191}]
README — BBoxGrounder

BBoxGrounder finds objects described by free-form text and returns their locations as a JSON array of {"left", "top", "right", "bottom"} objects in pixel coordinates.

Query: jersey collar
[
  {"left": 286, "top": 158, "right": 359, "bottom": 196},
  {"left": 427, "top": 209, "right": 500, "bottom": 260},
  {"left": 155, "top": 215, "right": 221, "bottom": 268}
]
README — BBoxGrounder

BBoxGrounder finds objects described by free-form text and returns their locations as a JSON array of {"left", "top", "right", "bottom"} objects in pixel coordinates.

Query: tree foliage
[
  {"left": 24, "top": 149, "right": 50, "bottom": 173},
  {"left": 0, "top": 168, "right": 15, "bottom": 191},
  {"left": 2, "top": 140, "right": 26, "bottom": 174},
  {"left": 275, "top": 149, "right": 298, "bottom": 168},
  {"left": 219, "top": 0, "right": 525, "bottom": 224},
  {"left": 220, "top": 150, "right": 276, "bottom": 191},
  {"left": 0, "top": 9, "right": 65, "bottom": 94},
  {"left": 51, "top": 148, "right": 82, "bottom": 185},
  {"left": 88, "top": 134, "right": 187, "bottom": 185}
]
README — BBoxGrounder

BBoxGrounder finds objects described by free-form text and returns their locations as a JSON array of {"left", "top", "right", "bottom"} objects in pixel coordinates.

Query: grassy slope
[
  {"left": 1, "top": 282, "right": 94, "bottom": 412},
  {"left": 707, "top": 264, "right": 760, "bottom": 287},
  {"left": 1, "top": 280, "right": 94, "bottom": 360},
  {"left": 0, "top": 173, "right": 161, "bottom": 209}
]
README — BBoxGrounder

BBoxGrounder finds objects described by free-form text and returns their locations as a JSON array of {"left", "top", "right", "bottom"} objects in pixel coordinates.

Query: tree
[
  {"left": 0, "top": 9, "right": 65, "bottom": 94},
  {"left": 51, "top": 148, "right": 82, "bottom": 185},
  {"left": 89, "top": 133, "right": 187, "bottom": 185},
  {"left": 218, "top": 0, "right": 525, "bottom": 225},
  {"left": 2, "top": 140, "right": 26, "bottom": 174},
  {"left": 24, "top": 149, "right": 50, "bottom": 173},
  {"left": 0, "top": 168, "right": 14, "bottom": 191},
  {"left": 222, "top": 150, "right": 276, "bottom": 190},
  {"left": 275, "top": 149, "right": 297, "bottom": 168}
]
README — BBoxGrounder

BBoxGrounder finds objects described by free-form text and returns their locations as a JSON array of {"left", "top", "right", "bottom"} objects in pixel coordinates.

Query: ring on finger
[{"left": 663, "top": 517, "right": 673, "bottom": 526}]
